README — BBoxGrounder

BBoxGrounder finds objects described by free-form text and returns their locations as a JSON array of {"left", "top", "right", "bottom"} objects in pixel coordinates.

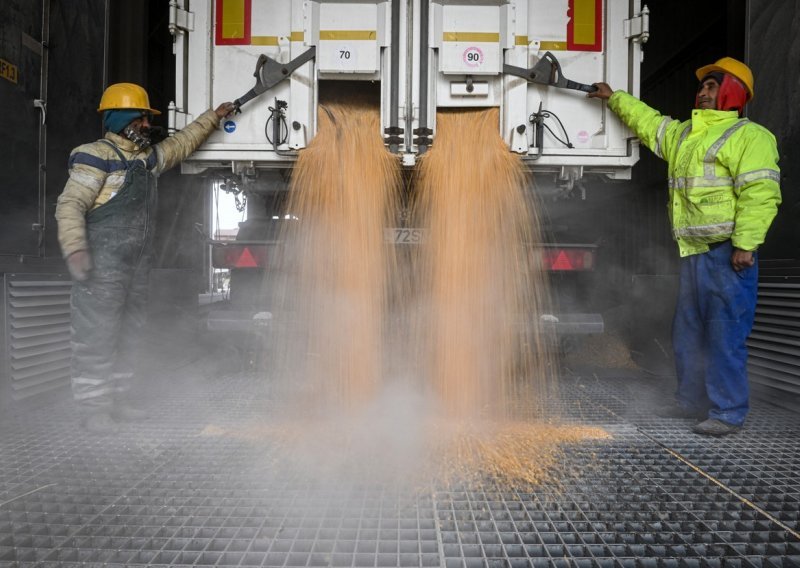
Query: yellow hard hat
[
  {"left": 695, "top": 57, "right": 754, "bottom": 101},
  {"left": 97, "top": 82, "right": 161, "bottom": 115}
]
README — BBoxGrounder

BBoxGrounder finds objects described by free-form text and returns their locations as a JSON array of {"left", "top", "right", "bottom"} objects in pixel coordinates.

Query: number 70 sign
[{"left": 318, "top": 42, "right": 378, "bottom": 74}]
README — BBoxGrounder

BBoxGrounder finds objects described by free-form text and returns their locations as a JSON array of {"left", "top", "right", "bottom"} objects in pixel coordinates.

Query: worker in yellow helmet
[
  {"left": 55, "top": 82, "right": 236, "bottom": 433},
  {"left": 589, "top": 57, "right": 781, "bottom": 436}
]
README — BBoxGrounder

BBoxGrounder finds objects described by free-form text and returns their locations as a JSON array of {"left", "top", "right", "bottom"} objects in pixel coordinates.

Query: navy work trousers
[{"left": 672, "top": 241, "right": 758, "bottom": 426}]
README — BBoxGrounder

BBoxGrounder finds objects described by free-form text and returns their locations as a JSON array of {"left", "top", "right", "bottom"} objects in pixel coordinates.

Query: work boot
[
  {"left": 82, "top": 411, "right": 120, "bottom": 434},
  {"left": 692, "top": 418, "right": 741, "bottom": 436},
  {"left": 655, "top": 403, "right": 706, "bottom": 420},
  {"left": 111, "top": 403, "right": 149, "bottom": 422}
]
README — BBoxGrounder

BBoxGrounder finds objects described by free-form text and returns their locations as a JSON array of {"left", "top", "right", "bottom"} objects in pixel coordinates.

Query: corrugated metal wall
[
  {"left": 3, "top": 274, "right": 72, "bottom": 400},
  {"left": 748, "top": 263, "right": 800, "bottom": 411}
]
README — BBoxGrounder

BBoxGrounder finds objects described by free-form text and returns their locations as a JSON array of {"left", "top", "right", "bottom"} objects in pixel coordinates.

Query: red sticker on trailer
[
  {"left": 215, "top": 0, "right": 251, "bottom": 45},
  {"left": 567, "top": 0, "right": 602, "bottom": 52}
]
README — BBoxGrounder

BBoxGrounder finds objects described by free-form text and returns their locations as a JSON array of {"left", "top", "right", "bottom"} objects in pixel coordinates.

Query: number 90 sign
[{"left": 462, "top": 46, "right": 484, "bottom": 68}]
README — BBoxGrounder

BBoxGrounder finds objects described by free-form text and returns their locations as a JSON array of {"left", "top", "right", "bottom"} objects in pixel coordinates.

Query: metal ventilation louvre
[
  {"left": 4, "top": 273, "right": 72, "bottom": 400},
  {"left": 748, "top": 260, "right": 800, "bottom": 413}
]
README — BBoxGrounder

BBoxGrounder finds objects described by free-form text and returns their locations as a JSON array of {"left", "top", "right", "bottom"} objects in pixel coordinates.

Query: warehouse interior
[{"left": 1, "top": 1, "right": 799, "bottom": 566}]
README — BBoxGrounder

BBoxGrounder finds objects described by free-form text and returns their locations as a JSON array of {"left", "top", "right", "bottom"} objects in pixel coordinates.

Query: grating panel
[
  {"left": 0, "top": 371, "right": 798, "bottom": 567},
  {"left": 4, "top": 274, "right": 72, "bottom": 400},
  {"left": 748, "top": 262, "right": 800, "bottom": 412}
]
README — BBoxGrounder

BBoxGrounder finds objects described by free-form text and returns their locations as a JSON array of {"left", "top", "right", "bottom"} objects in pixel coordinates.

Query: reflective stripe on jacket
[
  {"left": 608, "top": 91, "right": 781, "bottom": 257},
  {"left": 56, "top": 109, "right": 220, "bottom": 258}
]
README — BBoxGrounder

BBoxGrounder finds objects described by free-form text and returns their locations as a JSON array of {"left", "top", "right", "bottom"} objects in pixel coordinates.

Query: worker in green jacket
[
  {"left": 55, "top": 83, "right": 235, "bottom": 433},
  {"left": 589, "top": 57, "right": 781, "bottom": 436}
]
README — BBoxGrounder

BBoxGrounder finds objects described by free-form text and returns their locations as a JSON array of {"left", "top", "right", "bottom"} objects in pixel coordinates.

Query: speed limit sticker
[{"left": 462, "top": 46, "right": 484, "bottom": 68}]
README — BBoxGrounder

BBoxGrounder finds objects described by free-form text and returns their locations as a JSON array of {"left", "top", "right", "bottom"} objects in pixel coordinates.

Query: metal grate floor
[{"left": 1, "top": 363, "right": 799, "bottom": 567}]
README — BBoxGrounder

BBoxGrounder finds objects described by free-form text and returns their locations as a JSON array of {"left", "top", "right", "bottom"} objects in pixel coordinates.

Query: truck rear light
[
  {"left": 212, "top": 244, "right": 269, "bottom": 269},
  {"left": 540, "top": 247, "right": 596, "bottom": 271}
]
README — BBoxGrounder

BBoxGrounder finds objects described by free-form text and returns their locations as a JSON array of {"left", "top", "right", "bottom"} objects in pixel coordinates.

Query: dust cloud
[{"left": 245, "top": 94, "right": 608, "bottom": 489}]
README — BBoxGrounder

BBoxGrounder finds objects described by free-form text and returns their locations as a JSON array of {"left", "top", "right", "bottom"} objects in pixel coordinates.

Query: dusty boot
[
  {"left": 111, "top": 403, "right": 149, "bottom": 422},
  {"left": 82, "top": 411, "right": 120, "bottom": 434},
  {"left": 692, "top": 418, "right": 741, "bottom": 436}
]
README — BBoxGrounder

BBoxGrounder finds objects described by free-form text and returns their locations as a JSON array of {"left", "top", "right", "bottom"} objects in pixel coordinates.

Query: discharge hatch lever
[{"left": 234, "top": 47, "right": 317, "bottom": 112}]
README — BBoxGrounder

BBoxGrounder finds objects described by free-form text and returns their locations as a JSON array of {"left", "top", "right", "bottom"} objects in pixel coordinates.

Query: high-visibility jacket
[
  {"left": 56, "top": 109, "right": 220, "bottom": 258},
  {"left": 609, "top": 91, "right": 781, "bottom": 257}
]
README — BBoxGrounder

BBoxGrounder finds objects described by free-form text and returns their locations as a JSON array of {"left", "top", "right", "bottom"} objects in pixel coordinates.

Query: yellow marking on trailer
[
  {"left": 0, "top": 58, "right": 18, "bottom": 84},
  {"left": 290, "top": 31, "right": 304, "bottom": 42},
  {"left": 319, "top": 30, "right": 376, "bottom": 41},
  {"left": 573, "top": 0, "right": 596, "bottom": 46},
  {"left": 515, "top": 35, "right": 529, "bottom": 46},
  {"left": 251, "top": 36, "right": 279, "bottom": 46},
  {"left": 443, "top": 32, "right": 500, "bottom": 43},
  {"left": 540, "top": 41, "right": 568, "bottom": 51},
  {"left": 221, "top": 0, "right": 247, "bottom": 39}
]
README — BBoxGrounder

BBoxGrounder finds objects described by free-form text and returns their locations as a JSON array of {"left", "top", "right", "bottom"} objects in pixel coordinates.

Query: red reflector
[
  {"left": 236, "top": 247, "right": 258, "bottom": 268},
  {"left": 541, "top": 248, "right": 595, "bottom": 271},
  {"left": 551, "top": 251, "right": 573, "bottom": 270},
  {"left": 212, "top": 244, "right": 269, "bottom": 269}
]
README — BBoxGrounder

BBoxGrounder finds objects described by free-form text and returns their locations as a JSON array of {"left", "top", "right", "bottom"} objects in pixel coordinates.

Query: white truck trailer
[
  {"left": 170, "top": 0, "right": 648, "bottom": 179},
  {"left": 168, "top": 0, "right": 649, "bottom": 345}
]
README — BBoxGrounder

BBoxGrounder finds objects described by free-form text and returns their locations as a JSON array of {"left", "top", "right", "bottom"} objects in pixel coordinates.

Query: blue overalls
[
  {"left": 672, "top": 240, "right": 758, "bottom": 426},
  {"left": 70, "top": 141, "right": 157, "bottom": 409}
]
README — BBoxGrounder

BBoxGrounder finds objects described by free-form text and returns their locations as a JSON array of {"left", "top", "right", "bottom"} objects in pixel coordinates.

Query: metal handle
[
  {"left": 233, "top": 48, "right": 316, "bottom": 113},
  {"left": 565, "top": 80, "right": 598, "bottom": 93},
  {"left": 33, "top": 99, "right": 47, "bottom": 125},
  {"left": 233, "top": 89, "right": 258, "bottom": 113}
]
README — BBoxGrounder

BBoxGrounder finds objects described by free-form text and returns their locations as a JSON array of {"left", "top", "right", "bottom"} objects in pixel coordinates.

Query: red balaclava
[
  {"left": 716, "top": 74, "right": 749, "bottom": 116},
  {"left": 697, "top": 72, "right": 748, "bottom": 116}
]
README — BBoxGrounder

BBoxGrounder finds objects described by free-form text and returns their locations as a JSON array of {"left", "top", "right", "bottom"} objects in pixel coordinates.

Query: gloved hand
[
  {"left": 66, "top": 250, "right": 92, "bottom": 281},
  {"left": 215, "top": 102, "right": 236, "bottom": 119}
]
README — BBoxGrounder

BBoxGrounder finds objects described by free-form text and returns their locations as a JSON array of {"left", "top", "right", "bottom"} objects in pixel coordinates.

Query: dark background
[{"left": 2, "top": 0, "right": 796, "bottom": 273}]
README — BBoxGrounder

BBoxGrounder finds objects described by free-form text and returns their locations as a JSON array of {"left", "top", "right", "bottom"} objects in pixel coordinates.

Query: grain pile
[
  {"left": 203, "top": 418, "right": 610, "bottom": 490},
  {"left": 562, "top": 331, "right": 640, "bottom": 371}
]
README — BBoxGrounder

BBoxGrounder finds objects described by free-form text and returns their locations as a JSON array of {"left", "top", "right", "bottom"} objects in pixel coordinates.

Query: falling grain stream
[
  {"left": 275, "top": 90, "right": 402, "bottom": 412},
  {"left": 410, "top": 107, "right": 552, "bottom": 421},
  {"left": 253, "top": 94, "right": 609, "bottom": 488}
]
